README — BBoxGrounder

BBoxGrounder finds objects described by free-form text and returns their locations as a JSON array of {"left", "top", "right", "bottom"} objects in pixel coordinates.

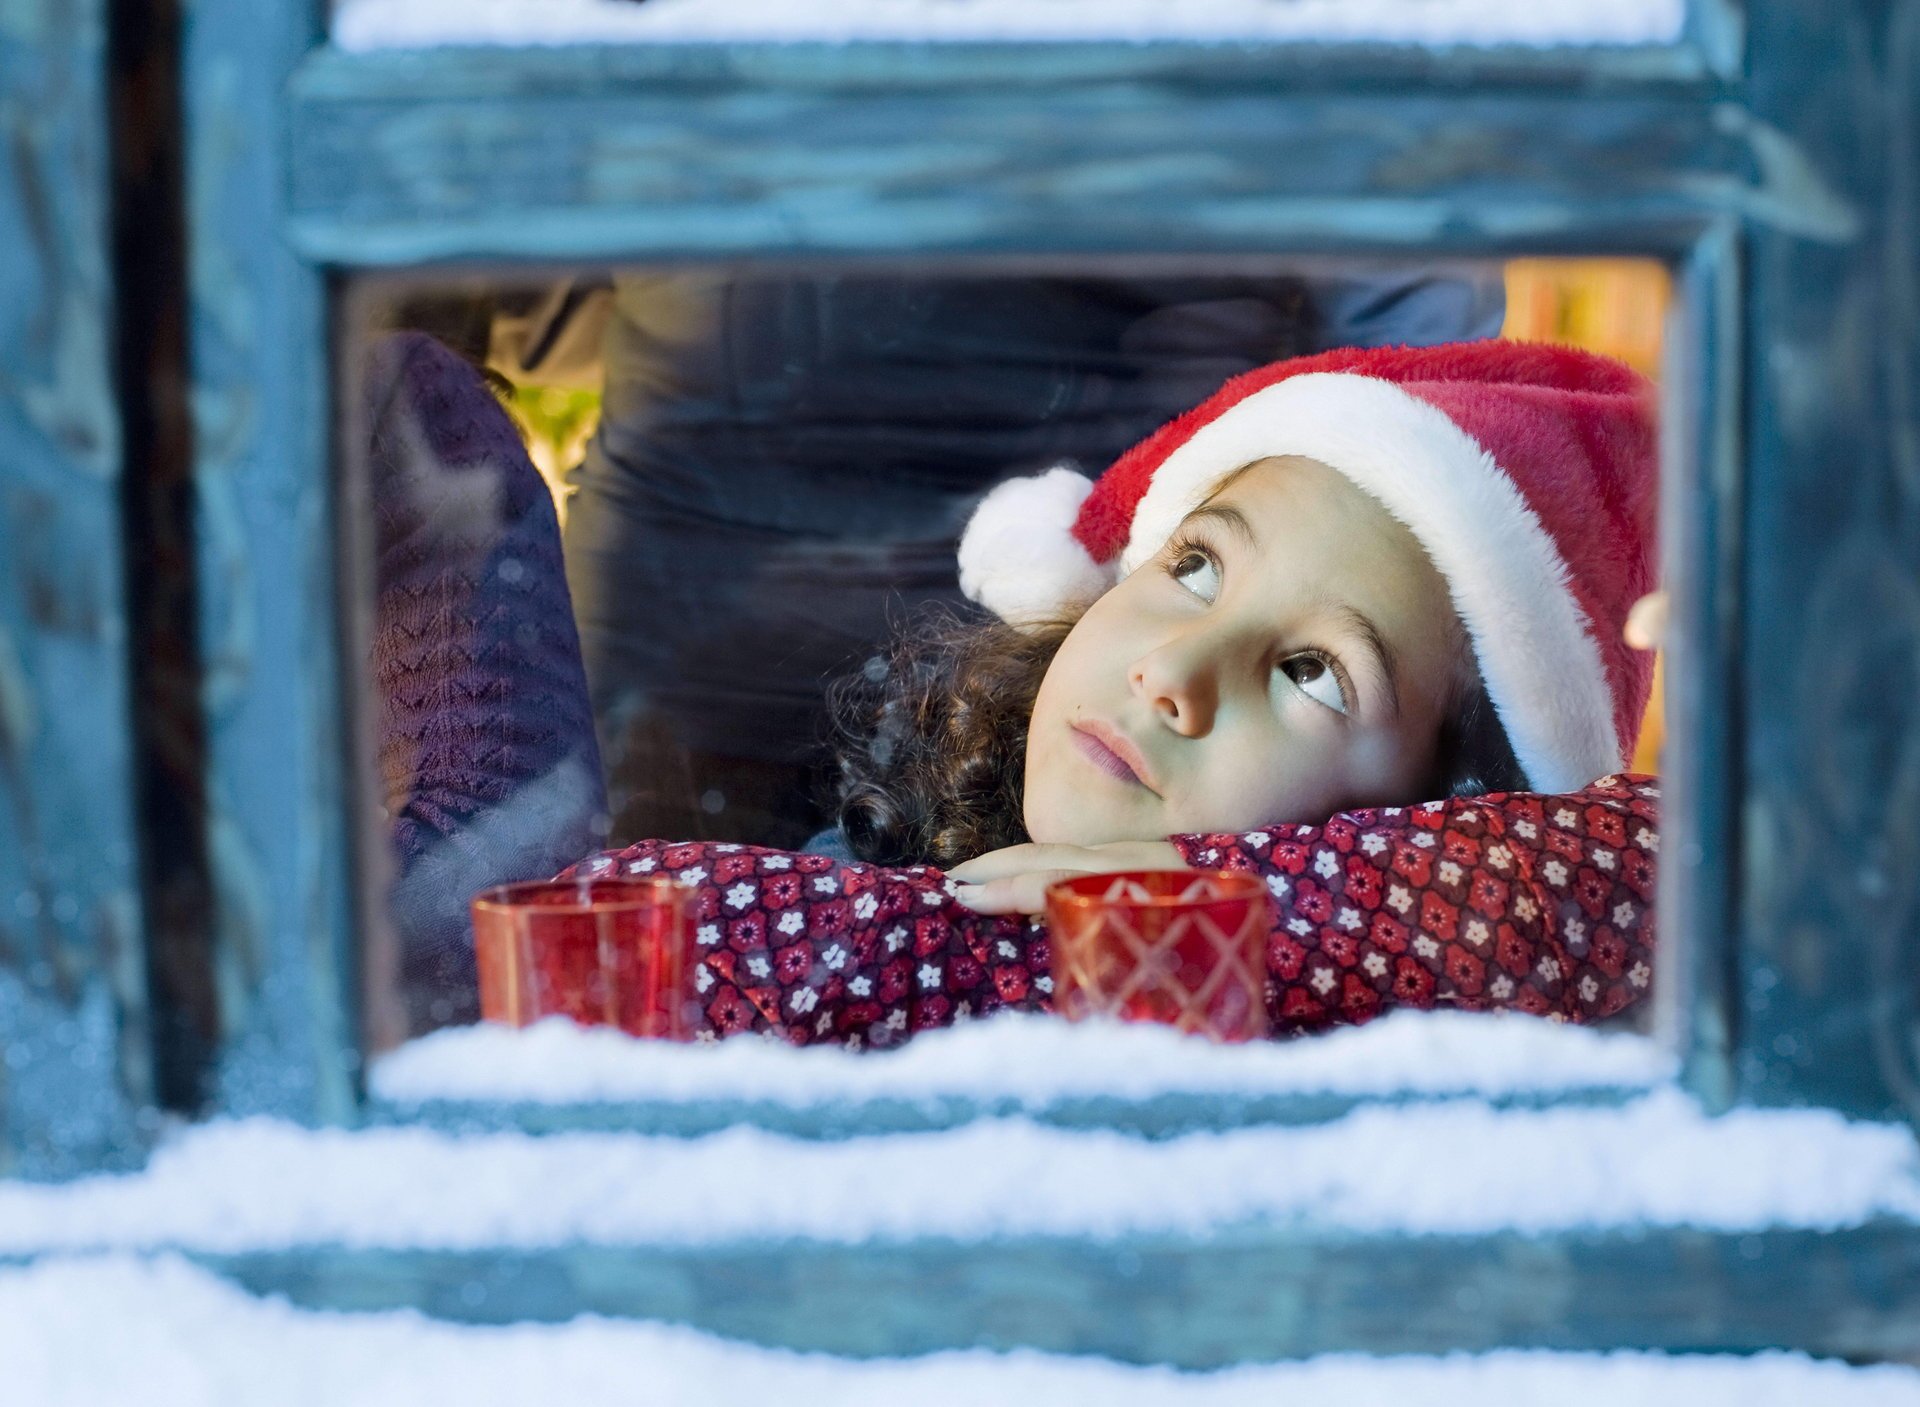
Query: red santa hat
[{"left": 957, "top": 340, "right": 1658, "bottom": 793}]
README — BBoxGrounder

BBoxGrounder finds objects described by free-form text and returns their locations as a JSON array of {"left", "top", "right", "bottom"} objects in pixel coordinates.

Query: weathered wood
[
  {"left": 1684, "top": 0, "right": 1745, "bottom": 81},
  {"left": 182, "top": 0, "right": 360, "bottom": 1122},
  {"left": 286, "top": 47, "right": 1789, "bottom": 267},
  {"left": 179, "top": 1219, "right": 1920, "bottom": 1364},
  {"left": 1724, "top": 2, "right": 1920, "bottom": 1122},
  {"left": 371, "top": 1082, "right": 1649, "bottom": 1143},
  {"left": 114, "top": 0, "right": 221, "bottom": 1120},
  {"left": 1661, "top": 220, "right": 1746, "bottom": 1110},
  {"left": 0, "top": 0, "right": 150, "bottom": 1175},
  {"left": 295, "top": 34, "right": 1736, "bottom": 101}
]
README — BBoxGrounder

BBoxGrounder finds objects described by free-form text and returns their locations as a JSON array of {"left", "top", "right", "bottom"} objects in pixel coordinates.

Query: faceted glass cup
[
  {"left": 1045, "top": 869, "right": 1272, "bottom": 1042},
  {"left": 470, "top": 877, "right": 692, "bottom": 1039}
]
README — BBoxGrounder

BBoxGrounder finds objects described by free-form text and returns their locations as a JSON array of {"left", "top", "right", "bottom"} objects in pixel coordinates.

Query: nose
[{"left": 1129, "top": 634, "right": 1218, "bottom": 738}]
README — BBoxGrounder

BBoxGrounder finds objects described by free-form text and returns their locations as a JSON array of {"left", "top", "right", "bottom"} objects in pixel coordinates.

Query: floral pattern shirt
[{"left": 563, "top": 774, "right": 1658, "bottom": 1047}]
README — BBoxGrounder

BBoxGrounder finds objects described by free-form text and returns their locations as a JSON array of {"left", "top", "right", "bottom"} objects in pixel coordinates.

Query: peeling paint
[
  {"left": 15, "top": 284, "right": 117, "bottom": 477},
  {"left": 0, "top": 624, "right": 37, "bottom": 760},
  {"left": 1705, "top": 103, "right": 1862, "bottom": 244},
  {"left": 207, "top": 803, "right": 268, "bottom": 1038},
  {"left": 0, "top": 0, "right": 147, "bottom": 1174}
]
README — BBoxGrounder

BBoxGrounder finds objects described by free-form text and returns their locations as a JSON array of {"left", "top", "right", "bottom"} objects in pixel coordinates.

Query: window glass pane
[{"left": 343, "top": 256, "right": 1668, "bottom": 1111}]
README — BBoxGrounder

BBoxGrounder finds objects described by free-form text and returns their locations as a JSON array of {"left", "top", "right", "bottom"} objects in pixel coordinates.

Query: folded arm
[
  {"left": 562, "top": 775, "right": 1657, "bottom": 1044},
  {"left": 1162, "top": 773, "right": 1658, "bottom": 1029}
]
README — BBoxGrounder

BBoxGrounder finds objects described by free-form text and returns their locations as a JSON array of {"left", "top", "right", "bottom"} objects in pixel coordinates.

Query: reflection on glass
[{"left": 349, "top": 258, "right": 1665, "bottom": 1070}]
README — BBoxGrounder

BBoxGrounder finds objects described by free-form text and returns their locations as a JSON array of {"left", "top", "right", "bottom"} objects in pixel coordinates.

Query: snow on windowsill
[
  {"left": 330, "top": 0, "right": 1689, "bottom": 52},
  {"left": 370, "top": 1009, "right": 1677, "bottom": 1108},
  {"left": 4, "top": 1089, "right": 1918, "bottom": 1255},
  {"left": 8, "top": 1256, "right": 1920, "bottom": 1407}
]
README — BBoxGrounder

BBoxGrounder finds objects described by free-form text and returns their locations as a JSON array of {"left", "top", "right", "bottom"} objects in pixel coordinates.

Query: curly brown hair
[
  {"left": 826, "top": 610, "right": 1068, "bottom": 867},
  {"left": 828, "top": 604, "right": 1530, "bottom": 868}
]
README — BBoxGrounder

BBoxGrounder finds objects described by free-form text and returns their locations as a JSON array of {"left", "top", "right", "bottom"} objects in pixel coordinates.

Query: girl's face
[{"left": 1024, "top": 456, "right": 1465, "bottom": 845}]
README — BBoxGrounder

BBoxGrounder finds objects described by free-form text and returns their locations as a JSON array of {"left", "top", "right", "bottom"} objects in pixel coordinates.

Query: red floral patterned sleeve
[
  {"left": 1166, "top": 773, "right": 1659, "bottom": 1030},
  {"left": 561, "top": 774, "right": 1657, "bottom": 1046},
  {"left": 564, "top": 843, "right": 1051, "bottom": 1048}
]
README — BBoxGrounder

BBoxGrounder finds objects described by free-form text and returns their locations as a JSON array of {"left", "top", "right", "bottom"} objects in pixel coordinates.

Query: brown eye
[
  {"left": 1281, "top": 653, "right": 1348, "bottom": 715},
  {"left": 1169, "top": 549, "right": 1220, "bottom": 603}
]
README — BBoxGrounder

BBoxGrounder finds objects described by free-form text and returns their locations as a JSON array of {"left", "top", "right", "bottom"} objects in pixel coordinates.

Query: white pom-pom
[{"left": 957, "top": 466, "right": 1111, "bottom": 627}]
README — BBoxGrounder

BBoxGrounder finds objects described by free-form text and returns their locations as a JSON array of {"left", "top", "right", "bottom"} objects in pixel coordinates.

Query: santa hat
[{"left": 957, "top": 340, "right": 1658, "bottom": 793}]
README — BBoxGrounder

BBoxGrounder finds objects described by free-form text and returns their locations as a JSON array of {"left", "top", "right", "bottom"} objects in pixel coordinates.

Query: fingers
[
  {"left": 947, "top": 845, "right": 1067, "bottom": 885},
  {"left": 948, "top": 840, "right": 1183, "bottom": 884},
  {"left": 952, "top": 869, "right": 1080, "bottom": 916},
  {"left": 948, "top": 841, "right": 1193, "bottom": 915}
]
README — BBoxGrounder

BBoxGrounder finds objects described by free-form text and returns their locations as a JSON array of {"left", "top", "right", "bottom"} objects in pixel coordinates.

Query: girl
[{"left": 569, "top": 339, "right": 1660, "bottom": 1044}]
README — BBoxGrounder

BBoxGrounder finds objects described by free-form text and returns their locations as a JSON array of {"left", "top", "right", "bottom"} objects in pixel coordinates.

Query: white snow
[
  {"left": 4, "top": 1090, "right": 1917, "bottom": 1254},
  {"left": 8, "top": 1255, "right": 1920, "bottom": 1407},
  {"left": 371, "top": 1009, "right": 1677, "bottom": 1107},
  {"left": 331, "top": 0, "right": 1688, "bottom": 51}
]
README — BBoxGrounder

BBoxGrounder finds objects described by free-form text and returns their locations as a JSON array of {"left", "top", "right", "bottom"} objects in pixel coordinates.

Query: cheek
[
  {"left": 1162, "top": 727, "right": 1317, "bottom": 832},
  {"left": 1026, "top": 652, "right": 1069, "bottom": 737},
  {"left": 1346, "top": 728, "right": 1416, "bottom": 786},
  {"left": 1347, "top": 713, "right": 1451, "bottom": 804},
  {"left": 1027, "top": 608, "right": 1124, "bottom": 740},
  {"left": 1022, "top": 710, "right": 1139, "bottom": 846},
  {"left": 1018, "top": 744, "right": 1097, "bottom": 845},
  {"left": 1022, "top": 642, "right": 1155, "bottom": 846},
  {"left": 1170, "top": 724, "right": 1384, "bottom": 832},
  {"left": 1020, "top": 725, "right": 1063, "bottom": 837},
  {"left": 1213, "top": 744, "right": 1336, "bottom": 821},
  {"left": 1021, "top": 663, "right": 1083, "bottom": 841}
]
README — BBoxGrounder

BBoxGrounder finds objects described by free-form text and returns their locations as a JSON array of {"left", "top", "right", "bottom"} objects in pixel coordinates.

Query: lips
[{"left": 1071, "top": 721, "right": 1158, "bottom": 793}]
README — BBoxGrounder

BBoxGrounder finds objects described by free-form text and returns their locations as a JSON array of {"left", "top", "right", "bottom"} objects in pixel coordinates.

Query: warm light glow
[{"left": 1505, "top": 256, "right": 1671, "bottom": 772}]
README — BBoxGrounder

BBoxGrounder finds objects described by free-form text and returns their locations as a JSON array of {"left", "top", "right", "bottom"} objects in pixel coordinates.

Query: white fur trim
[
  {"left": 957, "top": 466, "right": 1111, "bottom": 628},
  {"left": 1120, "top": 373, "right": 1621, "bottom": 791}
]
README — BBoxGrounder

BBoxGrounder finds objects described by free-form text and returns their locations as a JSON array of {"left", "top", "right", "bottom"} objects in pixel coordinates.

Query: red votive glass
[
  {"left": 1045, "top": 869, "right": 1272, "bottom": 1043},
  {"left": 470, "top": 877, "right": 692, "bottom": 1039}
]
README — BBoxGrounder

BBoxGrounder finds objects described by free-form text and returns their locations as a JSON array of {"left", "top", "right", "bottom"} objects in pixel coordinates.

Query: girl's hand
[{"left": 947, "top": 840, "right": 1188, "bottom": 916}]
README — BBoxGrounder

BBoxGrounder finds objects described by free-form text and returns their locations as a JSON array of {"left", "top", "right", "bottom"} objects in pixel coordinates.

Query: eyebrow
[
  {"left": 1183, "top": 503, "right": 1258, "bottom": 552},
  {"left": 1331, "top": 603, "right": 1403, "bottom": 720}
]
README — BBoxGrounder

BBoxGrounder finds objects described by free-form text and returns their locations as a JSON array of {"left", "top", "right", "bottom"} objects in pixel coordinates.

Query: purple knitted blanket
[{"left": 366, "top": 332, "right": 606, "bottom": 1033}]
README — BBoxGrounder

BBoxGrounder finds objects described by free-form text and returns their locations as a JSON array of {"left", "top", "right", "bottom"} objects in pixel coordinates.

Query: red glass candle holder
[
  {"left": 470, "top": 877, "right": 693, "bottom": 1039},
  {"left": 1045, "top": 869, "right": 1272, "bottom": 1043}
]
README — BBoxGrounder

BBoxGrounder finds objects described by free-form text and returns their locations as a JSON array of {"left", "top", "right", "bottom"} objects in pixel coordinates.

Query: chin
[
  {"left": 1024, "top": 758, "right": 1159, "bottom": 847},
  {"left": 1027, "top": 804, "right": 1151, "bottom": 849},
  {"left": 1022, "top": 797, "right": 1093, "bottom": 848},
  {"left": 1021, "top": 809, "right": 1076, "bottom": 847}
]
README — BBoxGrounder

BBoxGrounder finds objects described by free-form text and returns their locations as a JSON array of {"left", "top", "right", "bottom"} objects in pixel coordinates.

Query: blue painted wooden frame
[
  {"left": 173, "top": 0, "right": 1918, "bottom": 1150},
  {"left": 164, "top": 1219, "right": 1920, "bottom": 1364},
  {"left": 184, "top": 0, "right": 358, "bottom": 1125},
  {"left": 0, "top": 0, "right": 152, "bottom": 1178}
]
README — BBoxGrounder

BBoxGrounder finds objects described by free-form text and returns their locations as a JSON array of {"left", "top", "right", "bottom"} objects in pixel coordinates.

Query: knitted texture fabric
[{"left": 367, "top": 332, "right": 607, "bottom": 1033}]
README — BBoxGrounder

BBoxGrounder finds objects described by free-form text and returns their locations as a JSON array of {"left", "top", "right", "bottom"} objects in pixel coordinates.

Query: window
[
  {"left": 337, "top": 254, "right": 1679, "bottom": 1129},
  {"left": 241, "top": 14, "right": 1761, "bottom": 1122},
  {"left": 9, "top": 0, "right": 1917, "bottom": 1363}
]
